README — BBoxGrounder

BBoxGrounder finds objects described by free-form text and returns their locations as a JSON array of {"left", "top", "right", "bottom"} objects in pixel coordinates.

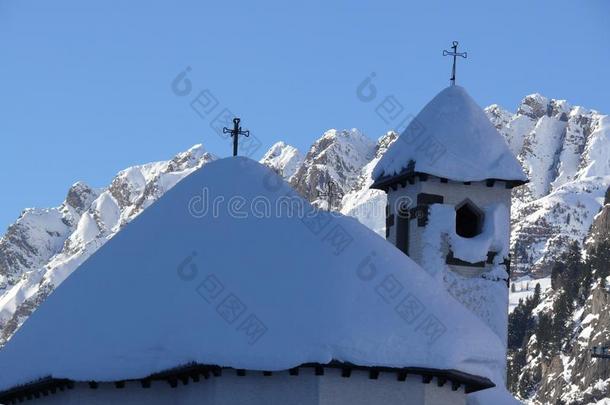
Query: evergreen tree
[
  {"left": 563, "top": 242, "right": 583, "bottom": 297},
  {"left": 535, "top": 312, "right": 553, "bottom": 356},
  {"left": 551, "top": 261, "right": 567, "bottom": 291},
  {"left": 532, "top": 283, "right": 541, "bottom": 307},
  {"left": 507, "top": 282, "right": 544, "bottom": 394},
  {"left": 551, "top": 289, "right": 572, "bottom": 353},
  {"left": 508, "top": 298, "right": 528, "bottom": 349},
  {"left": 508, "top": 348, "right": 526, "bottom": 392},
  {"left": 551, "top": 242, "right": 583, "bottom": 303},
  {"left": 589, "top": 240, "right": 610, "bottom": 281},
  {"left": 578, "top": 258, "right": 593, "bottom": 304}
]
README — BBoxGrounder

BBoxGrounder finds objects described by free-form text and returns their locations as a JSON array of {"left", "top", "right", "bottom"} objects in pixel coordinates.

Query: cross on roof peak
[
  {"left": 222, "top": 117, "right": 250, "bottom": 157},
  {"left": 443, "top": 41, "right": 467, "bottom": 86}
]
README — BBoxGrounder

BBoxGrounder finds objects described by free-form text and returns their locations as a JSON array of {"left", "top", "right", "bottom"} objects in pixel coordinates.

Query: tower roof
[
  {"left": 372, "top": 85, "right": 527, "bottom": 186},
  {"left": 0, "top": 157, "right": 505, "bottom": 393}
]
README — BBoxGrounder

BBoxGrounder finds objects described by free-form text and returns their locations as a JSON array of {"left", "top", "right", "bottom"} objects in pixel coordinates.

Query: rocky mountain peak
[
  {"left": 290, "top": 128, "right": 375, "bottom": 208},
  {"left": 485, "top": 104, "right": 513, "bottom": 126},
  {"left": 517, "top": 93, "right": 551, "bottom": 120},
  {"left": 586, "top": 189, "right": 610, "bottom": 250},
  {"left": 374, "top": 131, "right": 398, "bottom": 157},
  {"left": 259, "top": 141, "right": 303, "bottom": 179},
  {"left": 167, "top": 144, "right": 210, "bottom": 172},
  {"left": 486, "top": 92, "right": 610, "bottom": 277},
  {"left": 340, "top": 131, "right": 399, "bottom": 235},
  {"left": 63, "top": 182, "right": 99, "bottom": 215}
]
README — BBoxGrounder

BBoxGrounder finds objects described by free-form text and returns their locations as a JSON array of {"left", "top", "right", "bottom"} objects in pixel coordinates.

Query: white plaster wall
[
  {"left": 319, "top": 368, "right": 465, "bottom": 405},
  {"left": 18, "top": 369, "right": 466, "bottom": 405}
]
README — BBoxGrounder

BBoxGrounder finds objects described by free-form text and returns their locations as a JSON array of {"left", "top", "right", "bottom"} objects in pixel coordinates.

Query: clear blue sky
[{"left": 0, "top": 0, "right": 608, "bottom": 231}]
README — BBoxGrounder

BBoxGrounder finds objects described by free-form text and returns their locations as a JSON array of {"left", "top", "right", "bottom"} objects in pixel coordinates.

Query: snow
[
  {"left": 0, "top": 207, "right": 73, "bottom": 288},
  {"left": 508, "top": 276, "right": 551, "bottom": 313},
  {"left": 520, "top": 115, "right": 568, "bottom": 199},
  {"left": 373, "top": 85, "right": 527, "bottom": 183},
  {"left": 92, "top": 192, "right": 121, "bottom": 232},
  {"left": 551, "top": 106, "right": 589, "bottom": 190},
  {"left": 511, "top": 175, "right": 610, "bottom": 275},
  {"left": 486, "top": 103, "right": 535, "bottom": 157},
  {"left": 304, "top": 129, "right": 375, "bottom": 191},
  {"left": 468, "top": 386, "right": 523, "bottom": 405},
  {"left": 0, "top": 146, "right": 216, "bottom": 346},
  {"left": 0, "top": 271, "right": 44, "bottom": 324},
  {"left": 70, "top": 211, "right": 100, "bottom": 247},
  {"left": 578, "top": 115, "right": 610, "bottom": 177},
  {"left": 496, "top": 92, "right": 610, "bottom": 276},
  {"left": 259, "top": 141, "right": 303, "bottom": 180},
  {"left": 582, "top": 313, "right": 599, "bottom": 325},
  {"left": 579, "top": 325, "right": 595, "bottom": 344},
  {"left": 421, "top": 205, "right": 510, "bottom": 341},
  {"left": 341, "top": 132, "right": 398, "bottom": 236},
  {"left": 423, "top": 204, "right": 510, "bottom": 275},
  {"left": 0, "top": 157, "right": 507, "bottom": 393},
  {"left": 451, "top": 204, "right": 510, "bottom": 264}
]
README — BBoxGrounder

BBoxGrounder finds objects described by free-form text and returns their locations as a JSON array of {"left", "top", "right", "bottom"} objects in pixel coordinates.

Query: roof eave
[
  {"left": 0, "top": 361, "right": 495, "bottom": 402},
  {"left": 370, "top": 170, "right": 528, "bottom": 192}
]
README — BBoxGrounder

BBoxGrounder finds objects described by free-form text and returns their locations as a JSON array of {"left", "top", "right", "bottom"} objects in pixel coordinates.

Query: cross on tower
[
  {"left": 223, "top": 117, "right": 250, "bottom": 157},
  {"left": 443, "top": 41, "right": 467, "bottom": 86}
]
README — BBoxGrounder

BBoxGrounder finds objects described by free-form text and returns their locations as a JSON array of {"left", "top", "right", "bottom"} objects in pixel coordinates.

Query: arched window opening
[{"left": 455, "top": 200, "right": 484, "bottom": 238}]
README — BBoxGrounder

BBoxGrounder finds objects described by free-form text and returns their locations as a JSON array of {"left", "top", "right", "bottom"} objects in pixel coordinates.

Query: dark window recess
[
  {"left": 396, "top": 203, "right": 409, "bottom": 256},
  {"left": 455, "top": 200, "right": 484, "bottom": 238},
  {"left": 417, "top": 193, "right": 444, "bottom": 205},
  {"left": 385, "top": 205, "right": 394, "bottom": 238}
]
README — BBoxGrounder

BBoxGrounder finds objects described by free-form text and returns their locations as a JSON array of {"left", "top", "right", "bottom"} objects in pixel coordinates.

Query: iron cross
[
  {"left": 443, "top": 41, "right": 467, "bottom": 86},
  {"left": 223, "top": 117, "right": 250, "bottom": 157}
]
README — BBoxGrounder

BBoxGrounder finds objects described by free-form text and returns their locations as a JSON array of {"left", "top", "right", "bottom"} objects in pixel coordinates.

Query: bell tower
[{"left": 371, "top": 84, "right": 527, "bottom": 343}]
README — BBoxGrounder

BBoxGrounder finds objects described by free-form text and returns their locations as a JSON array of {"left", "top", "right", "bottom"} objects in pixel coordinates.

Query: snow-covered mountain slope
[
  {"left": 487, "top": 96, "right": 610, "bottom": 276},
  {"left": 340, "top": 131, "right": 397, "bottom": 236},
  {"left": 290, "top": 129, "right": 376, "bottom": 210},
  {"left": 258, "top": 141, "right": 303, "bottom": 180},
  {"left": 0, "top": 182, "right": 99, "bottom": 295},
  {"left": 509, "top": 276, "right": 551, "bottom": 313},
  {"left": 0, "top": 145, "right": 216, "bottom": 345},
  {"left": 508, "top": 192, "right": 610, "bottom": 405}
]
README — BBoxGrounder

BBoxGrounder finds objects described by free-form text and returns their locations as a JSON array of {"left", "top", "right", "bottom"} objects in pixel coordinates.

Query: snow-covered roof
[
  {"left": 0, "top": 157, "right": 506, "bottom": 392},
  {"left": 372, "top": 85, "right": 527, "bottom": 184}
]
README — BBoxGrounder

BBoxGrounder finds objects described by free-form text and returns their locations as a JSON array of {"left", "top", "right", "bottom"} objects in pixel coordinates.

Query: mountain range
[{"left": 1, "top": 93, "right": 609, "bottom": 403}]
